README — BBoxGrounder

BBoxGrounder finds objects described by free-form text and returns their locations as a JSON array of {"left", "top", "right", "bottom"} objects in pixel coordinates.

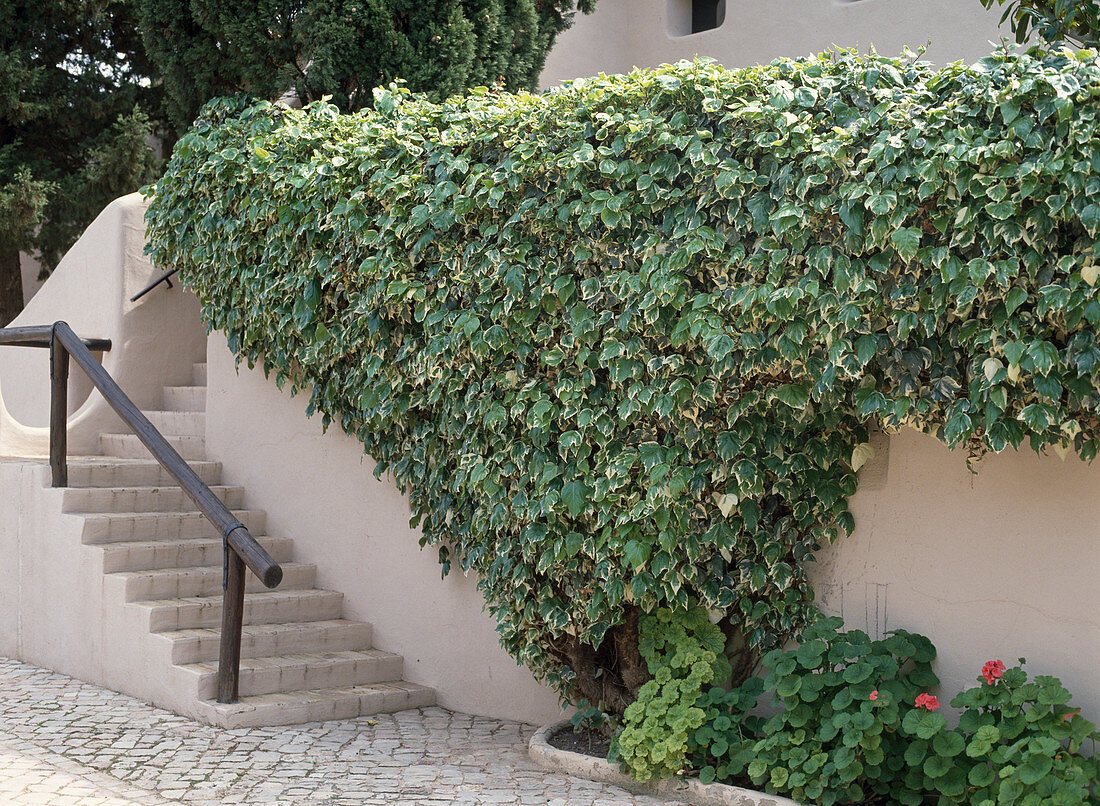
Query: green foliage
[
  {"left": 570, "top": 699, "right": 609, "bottom": 733},
  {"left": 708, "top": 623, "right": 1098, "bottom": 804},
  {"left": 689, "top": 676, "right": 765, "bottom": 786},
  {"left": 0, "top": 167, "right": 50, "bottom": 259},
  {"left": 738, "top": 617, "right": 940, "bottom": 805},
  {"left": 610, "top": 607, "right": 729, "bottom": 782},
  {"left": 899, "top": 660, "right": 1100, "bottom": 805},
  {"left": 569, "top": 698, "right": 613, "bottom": 754},
  {"left": 981, "top": 0, "right": 1100, "bottom": 48},
  {"left": 0, "top": 0, "right": 162, "bottom": 320},
  {"left": 136, "top": 0, "right": 596, "bottom": 131},
  {"left": 144, "top": 49, "right": 1100, "bottom": 710}
]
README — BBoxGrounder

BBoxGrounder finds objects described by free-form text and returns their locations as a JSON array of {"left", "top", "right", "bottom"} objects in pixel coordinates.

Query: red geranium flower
[
  {"left": 869, "top": 690, "right": 878, "bottom": 701},
  {"left": 915, "top": 693, "right": 940, "bottom": 711},
  {"left": 981, "top": 660, "right": 1006, "bottom": 685}
]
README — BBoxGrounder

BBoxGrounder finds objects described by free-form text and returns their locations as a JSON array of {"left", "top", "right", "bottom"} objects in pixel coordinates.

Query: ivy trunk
[
  {"left": 720, "top": 619, "right": 761, "bottom": 688},
  {"left": 548, "top": 614, "right": 760, "bottom": 714},
  {"left": 0, "top": 249, "right": 23, "bottom": 326},
  {"left": 551, "top": 606, "right": 650, "bottom": 713}
]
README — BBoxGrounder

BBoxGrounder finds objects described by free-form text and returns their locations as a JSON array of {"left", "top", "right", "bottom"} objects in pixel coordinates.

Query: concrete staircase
[{"left": 61, "top": 362, "right": 434, "bottom": 728}]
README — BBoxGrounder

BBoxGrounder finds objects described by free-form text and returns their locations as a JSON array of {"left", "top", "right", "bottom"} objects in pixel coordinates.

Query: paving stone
[{"left": 0, "top": 657, "right": 684, "bottom": 805}]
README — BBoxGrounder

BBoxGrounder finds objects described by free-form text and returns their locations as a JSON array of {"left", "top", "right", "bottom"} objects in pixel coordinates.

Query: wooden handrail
[
  {"left": 0, "top": 321, "right": 282, "bottom": 703},
  {"left": 0, "top": 324, "right": 111, "bottom": 351}
]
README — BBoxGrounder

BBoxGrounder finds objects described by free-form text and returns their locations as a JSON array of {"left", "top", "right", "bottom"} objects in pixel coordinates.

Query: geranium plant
[
  {"left": 677, "top": 618, "right": 1098, "bottom": 805},
  {"left": 900, "top": 659, "right": 1099, "bottom": 805}
]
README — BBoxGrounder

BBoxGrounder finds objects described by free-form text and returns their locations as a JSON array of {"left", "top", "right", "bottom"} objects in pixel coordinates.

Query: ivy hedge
[{"left": 144, "top": 48, "right": 1100, "bottom": 712}]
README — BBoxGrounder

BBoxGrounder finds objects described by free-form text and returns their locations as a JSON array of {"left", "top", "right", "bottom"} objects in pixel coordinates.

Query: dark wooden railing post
[
  {"left": 217, "top": 547, "right": 247, "bottom": 703},
  {"left": 49, "top": 327, "right": 69, "bottom": 487}
]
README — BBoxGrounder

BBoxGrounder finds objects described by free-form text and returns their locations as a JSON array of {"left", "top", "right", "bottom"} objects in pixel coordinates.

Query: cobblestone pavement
[{"left": 0, "top": 658, "right": 678, "bottom": 805}]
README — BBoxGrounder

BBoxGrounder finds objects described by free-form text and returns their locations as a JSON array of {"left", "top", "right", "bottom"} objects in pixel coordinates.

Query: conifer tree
[
  {"left": 136, "top": 0, "right": 596, "bottom": 132},
  {"left": 0, "top": 0, "right": 594, "bottom": 322},
  {"left": 0, "top": 0, "right": 162, "bottom": 324}
]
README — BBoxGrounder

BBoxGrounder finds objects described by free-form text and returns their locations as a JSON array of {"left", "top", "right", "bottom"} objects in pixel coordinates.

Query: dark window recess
[{"left": 692, "top": 0, "right": 722, "bottom": 33}]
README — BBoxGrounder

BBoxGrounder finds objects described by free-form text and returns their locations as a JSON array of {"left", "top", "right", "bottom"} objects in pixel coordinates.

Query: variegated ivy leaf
[
  {"left": 851, "top": 443, "right": 876, "bottom": 473},
  {"left": 711, "top": 492, "right": 739, "bottom": 518},
  {"left": 1082, "top": 263, "right": 1099, "bottom": 287}
]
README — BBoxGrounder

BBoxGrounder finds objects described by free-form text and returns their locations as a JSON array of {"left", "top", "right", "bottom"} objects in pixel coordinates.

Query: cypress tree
[
  {"left": 137, "top": 0, "right": 596, "bottom": 132},
  {"left": 0, "top": 0, "right": 162, "bottom": 324}
]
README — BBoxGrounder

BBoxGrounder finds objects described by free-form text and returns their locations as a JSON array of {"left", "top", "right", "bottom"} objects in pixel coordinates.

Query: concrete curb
[{"left": 529, "top": 720, "right": 801, "bottom": 806}]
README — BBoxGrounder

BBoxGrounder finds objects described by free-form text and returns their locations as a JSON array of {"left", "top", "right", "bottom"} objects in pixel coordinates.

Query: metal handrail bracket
[{"left": 130, "top": 267, "right": 180, "bottom": 302}]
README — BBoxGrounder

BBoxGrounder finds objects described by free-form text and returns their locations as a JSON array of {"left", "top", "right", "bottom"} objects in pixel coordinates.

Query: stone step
[
  {"left": 65, "top": 458, "right": 221, "bottom": 489},
  {"left": 195, "top": 681, "right": 436, "bottom": 729},
  {"left": 164, "top": 619, "right": 374, "bottom": 665},
  {"left": 81, "top": 509, "right": 267, "bottom": 544},
  {"left": 179, "top": 649, "right": 405, "bottom": 699},
  {"left": 63, "top": 485, "right": 244, "bottom": 514},
  {"left": 100, "top": 535, "right": 294, "bottom": 574},
  {"left": 101, "top": 433, "right": 206, "bottom": 461},
  {"left": 26, "top": 350, "right": 434, "bottom": 728},
  {"left": 141, "top": 410, "right": 206, "bottom": 437},
  {"left": 116, "top": 562, "right": 316, "bottom": 602},
  {"left": 162, "top": 386, "right": 206, "bottom": 412},
  {"left": 139, "top": 588, "right": 344, "bottom": 631}
]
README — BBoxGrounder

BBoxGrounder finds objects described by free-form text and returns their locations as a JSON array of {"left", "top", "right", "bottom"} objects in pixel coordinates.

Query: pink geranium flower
[
  {"left": 869, "top": 690, "right": 878, "bottom": 701},
  {"left": 915, "top": 693, "right": 940, "bottom": 711},
  {"left": 981, "top": 660, "right": 1006, "bottom": 685}
]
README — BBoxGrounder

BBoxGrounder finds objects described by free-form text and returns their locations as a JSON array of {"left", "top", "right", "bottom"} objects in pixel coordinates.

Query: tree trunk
[
  {"left": 720, "top": 618, "right": 761, "bottom": 688},
  {"left": 552, "top": 606, "right": 651, "bottom": 714},
  {"left": 0, "top": 249, "right": 24, "bottom": 326},
  {"left": 549, "top": 611, "right": 762, "bottom": 715}
]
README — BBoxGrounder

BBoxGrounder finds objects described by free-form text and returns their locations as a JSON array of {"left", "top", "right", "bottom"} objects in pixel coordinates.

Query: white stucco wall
[
  {"left": 0, "top": 458, "right": 227, "bottom": 721},
  {"left": 0, "top": 461, "right": 144, "bottom": 688},
  {"left": 0, "top": 194, "right": 206, "bottom": 456},
  {"left": 810, "top": 429, "right": 1099, "bottom": 713},
  {"left": 203, "top": 332, "right": 568, "bottom": 726},
  {"left": 0, "top": 194, "right": 209, "bottom": 711},
  {"left": 541, "top": 0, "right": 1013, "bottom": 89}
]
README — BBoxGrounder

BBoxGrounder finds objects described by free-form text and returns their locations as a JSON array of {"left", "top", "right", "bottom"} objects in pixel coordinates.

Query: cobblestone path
[{"left": 0, "top": 658, "right": 676, "bottom": 805}]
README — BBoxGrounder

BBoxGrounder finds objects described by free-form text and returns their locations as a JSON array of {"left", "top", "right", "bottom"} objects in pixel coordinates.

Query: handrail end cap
[{"left": 263, "top": 566, "right": 283, "bottom": 589}]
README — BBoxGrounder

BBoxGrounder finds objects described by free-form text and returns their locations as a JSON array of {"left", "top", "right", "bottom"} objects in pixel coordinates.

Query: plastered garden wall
[
  {"left": 0, "top": 459, "right": 177, "bottom": 712},
  {"left": 0, "top": 194, "right": 205, "bottom": 456},
  {"left": 202, "top": 331, "right": 567, "bottom": 726},
  {"left": 540, "top": 0, "right": 1011, "bottom": 89},
  {"left": 0, "top": 195, "right": 210, "bottom": 715},
  {"left": 809, "top": 430, "right": 1100, "bottom": 715}
]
